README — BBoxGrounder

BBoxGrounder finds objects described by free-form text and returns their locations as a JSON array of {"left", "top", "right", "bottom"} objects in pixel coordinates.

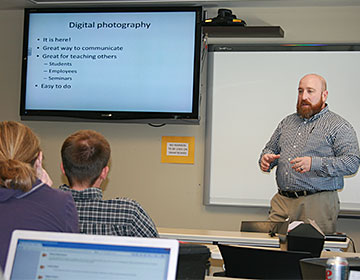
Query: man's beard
[{"left": 297, "top": 98, "right": 324, "bottom": 119}]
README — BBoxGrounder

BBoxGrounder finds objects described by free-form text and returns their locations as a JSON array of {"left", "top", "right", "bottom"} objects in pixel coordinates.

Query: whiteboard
[{"left": 204, "top": 44, "right": 360, "bottom": 211}]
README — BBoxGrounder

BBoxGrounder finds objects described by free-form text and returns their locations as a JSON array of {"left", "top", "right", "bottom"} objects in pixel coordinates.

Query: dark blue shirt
[{"left": 0, "top": 180, "right": 79, "bottom": 270}]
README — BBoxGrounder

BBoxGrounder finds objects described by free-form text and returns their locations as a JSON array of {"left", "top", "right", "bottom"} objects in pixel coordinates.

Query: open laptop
[
  {"left": 218, "top": 244, "right": 312, "bottom": 279},
  {"left": 4, "top": 230, "right": 179, "bottom": 280}
]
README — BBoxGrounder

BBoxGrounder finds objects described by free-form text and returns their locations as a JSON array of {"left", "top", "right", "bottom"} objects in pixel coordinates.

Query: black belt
[{"left": 278, "top": 189, "right": 325, "bottom": 198}]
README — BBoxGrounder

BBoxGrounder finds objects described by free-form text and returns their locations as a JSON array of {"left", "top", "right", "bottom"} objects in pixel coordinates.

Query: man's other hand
[{"left": 261, "top": 154, "right": 280, "bottom": 172}]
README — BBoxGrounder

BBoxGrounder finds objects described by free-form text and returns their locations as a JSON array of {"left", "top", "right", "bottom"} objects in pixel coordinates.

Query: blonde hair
[{"left": 0, "top": 121, "right": 40, "bottom": 191}]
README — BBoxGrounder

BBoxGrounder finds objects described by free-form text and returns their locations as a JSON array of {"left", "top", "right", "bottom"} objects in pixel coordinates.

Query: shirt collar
[
  {"left": 0, "top": 179, "right": 45, "bottom": 202},
  {"left": 59, "top": 184, "right": 103, "bottom": 201},
  {"left": 16, "top": 179, "right": 45, "bottom": 199}
]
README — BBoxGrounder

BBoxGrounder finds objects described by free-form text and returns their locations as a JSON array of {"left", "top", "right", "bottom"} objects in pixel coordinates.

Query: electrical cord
[{"left": 347, "top": 235, "right": 357, "bottom": 253}]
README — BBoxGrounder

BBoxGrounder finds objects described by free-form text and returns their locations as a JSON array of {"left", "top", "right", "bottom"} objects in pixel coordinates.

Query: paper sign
[
  {"left": 161, "top": 136, "right": 195, "bottom": 164},
  {"left": 167, "top": 142, "right": 189, "bottom": 156}
]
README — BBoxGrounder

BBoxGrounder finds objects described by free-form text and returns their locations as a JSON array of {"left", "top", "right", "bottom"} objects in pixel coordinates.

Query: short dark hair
[{"left": 61, "top": 130, "right": 111, "bottom": 187}]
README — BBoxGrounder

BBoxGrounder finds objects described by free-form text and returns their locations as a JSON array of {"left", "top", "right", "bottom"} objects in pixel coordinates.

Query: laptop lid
[
  {"left": 4, "top": 230, "right": 179, "bottom": 280},
  {"left": 218, "top": 244, "right": 312, "bottom": 279},
  {"left": 240, "top": 221, "right": 289, "bottom": 235}
]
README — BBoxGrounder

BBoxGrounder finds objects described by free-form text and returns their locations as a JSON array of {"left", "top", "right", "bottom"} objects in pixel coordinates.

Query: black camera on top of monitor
[{"left": 203, "top": 9, "right": 246, "bottom": 26}]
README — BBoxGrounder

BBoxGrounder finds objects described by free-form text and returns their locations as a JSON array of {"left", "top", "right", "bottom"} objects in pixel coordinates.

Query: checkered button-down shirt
[
  {"left": 259, "top": 105, "right": 360, "bottom": 192},
  {"left": 59, "top": 185, "right": 159, "bottom": 238}
]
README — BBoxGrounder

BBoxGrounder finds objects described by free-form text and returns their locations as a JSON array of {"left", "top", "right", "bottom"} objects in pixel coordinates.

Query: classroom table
[
  {"left": 159, "top": 227, "right": 279, "bottom": 247},
  {"left": 158, "top": 228, "right": 352, "bottom": 277},
  {"left": 158, "top": 227, "right": 349, "bottom": 251}
]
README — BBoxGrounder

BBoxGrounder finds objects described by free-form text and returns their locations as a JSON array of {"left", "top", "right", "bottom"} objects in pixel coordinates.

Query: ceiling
[{"left": 1, "top": 0, "right": 360, "bottom": 10}]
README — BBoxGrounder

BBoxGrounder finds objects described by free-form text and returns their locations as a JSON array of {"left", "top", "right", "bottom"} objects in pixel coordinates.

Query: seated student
[
  {"left": 59, "top": 130, "right": 159, "bottom": 238},
  {"left": 0, "top": 121, "right": 79, "bottom": 270}
]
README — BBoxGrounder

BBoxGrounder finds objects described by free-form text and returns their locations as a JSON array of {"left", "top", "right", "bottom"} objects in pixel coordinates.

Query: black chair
[
  {"left": 218, "top": 244, "right": 313, "bottom": 279},
  {"left": 176, "top": 243, "right": 211, "bottom": 280}
]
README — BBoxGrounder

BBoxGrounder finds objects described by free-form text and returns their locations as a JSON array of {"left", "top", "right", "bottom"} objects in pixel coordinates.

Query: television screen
[{"left": 20, "top": 7, "right": 202, "bottom": 124}]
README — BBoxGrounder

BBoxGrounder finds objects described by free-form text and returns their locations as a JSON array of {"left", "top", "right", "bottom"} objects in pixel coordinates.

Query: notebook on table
[{"left": 4, "top": 230, "right": 179, "bottom": 280}]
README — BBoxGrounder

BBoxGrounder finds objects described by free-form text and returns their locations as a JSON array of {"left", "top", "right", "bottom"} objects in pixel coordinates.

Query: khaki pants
[{"left": 269, "top": 191, "right": 340, "bottom": 234}]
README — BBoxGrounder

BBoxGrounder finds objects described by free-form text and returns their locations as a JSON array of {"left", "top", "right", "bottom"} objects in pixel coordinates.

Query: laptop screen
[{"left": 5, "top": 230, "right": 179, "bottom": 280}]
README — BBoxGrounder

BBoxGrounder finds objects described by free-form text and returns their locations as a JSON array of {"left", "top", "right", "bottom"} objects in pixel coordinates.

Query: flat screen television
[{"left": 20, "top": 7, "right": 203, "bottom": 124}]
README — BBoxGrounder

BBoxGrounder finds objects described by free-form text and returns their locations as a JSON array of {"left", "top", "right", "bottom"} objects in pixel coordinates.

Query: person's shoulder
[
  {"left": 30, "top": 184, "right": 75, "bottom": 213},
  {"left": 278, "top": 112, "right": 299, "bottom": 125},
  {"left": 283, "top": 112, "right": 298, "bottom": 120},
  {"left": 326, "top": 110, "right": 355, "bottom": 127},
  {"left": 108, "top": 196, "right": 141, "bottom": 206},
  {"left": 327, "top": 110, "right": 349, "bottom": 121},
  {"left": 38, "top": 183, "right": 74, "bottom": 201},
  {"left": 104, "top": 196, "right": 146, "bottom": 210}
]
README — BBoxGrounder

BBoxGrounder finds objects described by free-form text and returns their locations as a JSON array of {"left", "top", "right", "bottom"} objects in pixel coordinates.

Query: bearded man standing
[{"left": 259, "top": 73, "right": 360, "bottom": 234}]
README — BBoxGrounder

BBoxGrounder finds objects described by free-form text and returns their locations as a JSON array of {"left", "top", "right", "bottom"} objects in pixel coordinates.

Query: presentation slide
[{"left": 24, "top": 11, "right": 196, "bottom": 112}]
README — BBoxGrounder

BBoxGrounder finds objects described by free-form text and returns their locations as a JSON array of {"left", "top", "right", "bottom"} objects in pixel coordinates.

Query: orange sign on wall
[{"left": 161, "top": 136, "right": 195, "bottom": 164}]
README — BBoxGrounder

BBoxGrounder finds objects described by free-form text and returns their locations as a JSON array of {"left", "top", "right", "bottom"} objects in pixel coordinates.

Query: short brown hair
[
  {"left": 61, "top": 130, "right": 111, "bottom": 187},
  {"left": 0, "top": 121, "right": 40, "bottom": 191}
]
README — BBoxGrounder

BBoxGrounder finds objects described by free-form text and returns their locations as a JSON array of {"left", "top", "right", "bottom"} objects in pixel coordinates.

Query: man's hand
[
  {"left": 290, "top": 156, "right": 312, "bottom": 173},
  {"left": 260, "top": 154, "right": 280, "bottom": 172}
]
